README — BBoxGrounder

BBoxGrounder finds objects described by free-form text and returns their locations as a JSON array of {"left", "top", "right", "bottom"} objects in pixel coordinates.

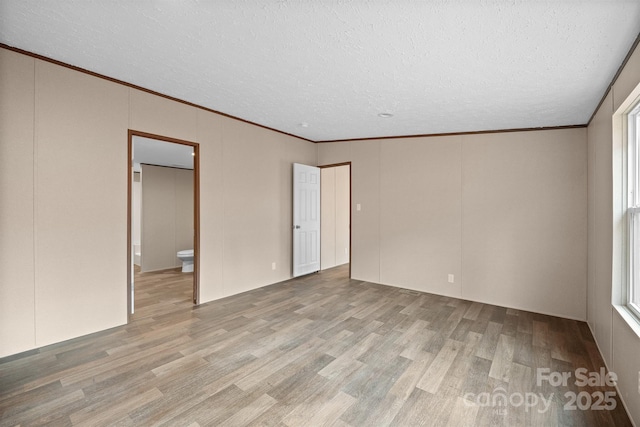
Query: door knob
[{"left": 294, "top": 225, "right": 301, "bottom": 229}]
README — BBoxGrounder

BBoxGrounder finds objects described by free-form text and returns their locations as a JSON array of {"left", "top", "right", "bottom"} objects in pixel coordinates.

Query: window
[{"left": 627, "top": 101, "right": 640, "bottom": 320}]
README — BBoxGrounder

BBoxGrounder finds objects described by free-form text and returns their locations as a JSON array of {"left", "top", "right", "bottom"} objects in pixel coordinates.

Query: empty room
[{"left": 2, "top": 1, "right": 640, "bottom": 426}]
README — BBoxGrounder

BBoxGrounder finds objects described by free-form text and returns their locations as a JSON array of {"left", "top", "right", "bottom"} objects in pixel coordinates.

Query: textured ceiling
[
  {"left": 1, "top": 1, "right": 639, "bottom": 142},
  {"left": 133, "top": 136, "right": 194, "bottom": 172}
]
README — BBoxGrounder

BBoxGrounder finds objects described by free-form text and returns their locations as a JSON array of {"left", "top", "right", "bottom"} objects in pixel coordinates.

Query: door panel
[{"left": 293, "top": 163, "right": 321, "bottom": 277}]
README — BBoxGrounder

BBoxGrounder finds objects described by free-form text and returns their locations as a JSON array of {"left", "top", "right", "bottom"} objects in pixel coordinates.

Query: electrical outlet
[
  {"left": 448, "top": 274, "right": 454, "bottom": 283},
  {"left": 271, "top": 262, "right": 276, "bottom": 270},
  {"left": 356, "top": 203, "right": 361, "bottom": 211}
]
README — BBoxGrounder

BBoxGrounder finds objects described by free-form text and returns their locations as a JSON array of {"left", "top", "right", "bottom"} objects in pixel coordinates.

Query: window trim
[
  {"left": 627, "top": 103, "right": 640, "bottom": 321},
  {"left": 611, "top": 84, "right": 640, "bottom": 338},
  {"left": 613, "top": 80, "right": 640, "bottom": 337}
]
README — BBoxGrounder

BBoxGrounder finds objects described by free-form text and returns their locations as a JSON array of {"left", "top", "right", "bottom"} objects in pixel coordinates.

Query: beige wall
[
  {"left": 141, "top": 165, "right": 194, "bottom": 272},
  {"left": 220, "top": 119, "right": 317, "bottom": 297},
  {"left": 463, "top": 130, "right": 587, "bottom": 318},
  {"left": 35, "top": 60, "right": 130, "bottom": 347},
  {"left": 381, "top": 136, "right": 463, "bottom": 299},
  {"left": 319, "top": 128, "right": 588, "bottom": 320},
  {"left": 321, "top": 165, "right": 350, "bottom": 270},
  {"left": 0, "top": 47, "right": 317, "bottom": 358},
  {"left": 0, "top": 49, "right": 36, "bottom": 356},
  {"left": 588, "top": 41, "right": 640, "bottom": 425}
]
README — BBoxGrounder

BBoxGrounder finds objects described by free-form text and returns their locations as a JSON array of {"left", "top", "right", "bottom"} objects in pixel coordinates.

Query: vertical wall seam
[
  {"left": 32, "top": 58, "right": 37, "bottom": 347},
  {"left": 378, "top": 140, "right": 382, "bottom": 283},
  {"left": 606, "top": 92, "right": 614, "bottom": 367},
  {"left": 195, "top": 111, "right": 199, "bottom": 293},
  {"left": 586, "top": 126, "right": 590, "bottom": 326},
  {"left": 221, "top": 117, "right": 226, "bottom": 297},
  {"left": 610, "top": 92, "right": 616, "bottom": 367},
  {"left": 460, "top": 136, "right": 464, "bottom": 299},
  {"left": 610, "top": 107, "right": 616, "bottom": 367},
  {"left": 584, "top": 127, "right": 589, "bottom": 324},
  {"left": 332, "top": 168, "right": 338, "bottom": 266},
  {"left": 127, "top": 88, "right": 131, "bottom": 306}
]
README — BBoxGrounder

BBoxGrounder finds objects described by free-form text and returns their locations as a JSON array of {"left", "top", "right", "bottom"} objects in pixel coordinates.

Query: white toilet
[{"left": 177, "top": 249, "right": 194, "bottom": 272}]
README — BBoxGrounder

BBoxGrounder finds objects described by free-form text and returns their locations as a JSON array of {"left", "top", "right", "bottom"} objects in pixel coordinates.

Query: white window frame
[{"left": 626, "top": 101, "right": 640, "bottom": 321}]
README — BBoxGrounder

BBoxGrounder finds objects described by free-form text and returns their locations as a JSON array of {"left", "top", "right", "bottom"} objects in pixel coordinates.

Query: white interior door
[{"left": 293, "top": 163, "right": 321, "bottom": 277}]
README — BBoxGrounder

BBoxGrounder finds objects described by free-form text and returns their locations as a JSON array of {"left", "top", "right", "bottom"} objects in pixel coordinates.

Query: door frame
[
  {"left": 127, "top": 129, "right": 201, "bottom": 317},
  {"left": 318, "top": 162, "right": 352, "bottom": 278}
]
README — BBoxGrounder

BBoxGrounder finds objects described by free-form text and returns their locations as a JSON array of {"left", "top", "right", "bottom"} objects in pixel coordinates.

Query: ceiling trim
[
  {"left": 316, "top": 124, "right": 588, "bottom": 143},
  {"left": 0, "top": 43, "right": 314, "bottom": 144},
  {"left": 3, "top": 33, "right": 638, "bottom": 143},
  {"left": 587, "top": 31, "right": 640, "bottom": 125}
]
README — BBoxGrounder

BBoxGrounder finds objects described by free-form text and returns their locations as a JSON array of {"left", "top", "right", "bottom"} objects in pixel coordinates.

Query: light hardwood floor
[{"left": 0, "top": 265, "right": 632, "bottom": 426}]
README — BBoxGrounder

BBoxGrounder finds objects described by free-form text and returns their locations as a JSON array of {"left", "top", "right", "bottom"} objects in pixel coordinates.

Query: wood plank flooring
[{"left": 0, "top": 265, "right": 632, "bottom": 426}]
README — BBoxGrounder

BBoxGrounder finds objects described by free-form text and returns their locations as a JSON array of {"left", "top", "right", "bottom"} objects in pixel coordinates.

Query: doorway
[
  {"left": 127, "top": 130, "right": 200, "bottom": 318},
  {"left": 319, "top": 163, "right": 351, "bottom": 274}
]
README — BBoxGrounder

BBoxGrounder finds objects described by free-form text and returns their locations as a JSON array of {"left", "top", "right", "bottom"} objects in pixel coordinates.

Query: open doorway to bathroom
[
  {"left": 127, "top": 130, "right": 200, "bottom": 319},
  {"left": 319, "top": 163, "right": 351, "bottom": 275}
]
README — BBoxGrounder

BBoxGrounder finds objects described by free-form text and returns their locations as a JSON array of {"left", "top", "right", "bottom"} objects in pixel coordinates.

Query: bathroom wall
[
  {"left": 141, "top": 164, "right": 194, "bottom": 272},
  {"left": 320, "top": 165, "right": 350, "bottom": 270},
  {"left": 132, "top": 171, "right": 142, "bottom": 265},
  {"left": 0, "top": 46, "right": 317, "bottom": 357}
]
